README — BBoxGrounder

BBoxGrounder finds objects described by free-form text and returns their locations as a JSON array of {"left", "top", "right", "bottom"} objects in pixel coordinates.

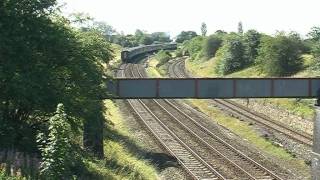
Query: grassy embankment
[
  {"left": 145, "top": 56, "right": 169, "bottom": 78},
  {"left": 83, "top": 45, "right": 159, "bottom": 179},
  {"left": 146, "top": 55, "right": 310, "bottom": 177},
  {"left": 84, "top": 100, "right": 158, "bottom": 179}
]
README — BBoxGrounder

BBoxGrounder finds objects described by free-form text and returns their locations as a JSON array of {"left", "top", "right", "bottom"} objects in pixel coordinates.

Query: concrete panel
[
  {"left": 159, "top": 79, "right": 195, "bottom": 98},
  {"left": 274, "top": 79, "right": 309, "bottom": 97},
  {"left": 119, "top": 79, "right": 156, "bottom": 98},
  {"left": 237, "top": 79, "right": 271, "bottom": 97},
  {"left": 198, "top": 79, "right": 233, "bottom": 98}
]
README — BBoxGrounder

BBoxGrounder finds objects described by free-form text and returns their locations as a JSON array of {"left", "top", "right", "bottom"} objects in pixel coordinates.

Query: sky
[{"left": 58, "top": 0, "right": 320, "bottom": 37}]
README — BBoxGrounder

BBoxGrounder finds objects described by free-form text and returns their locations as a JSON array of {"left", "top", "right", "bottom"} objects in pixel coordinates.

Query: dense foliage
[
  {"left": 256, "top": 33, "right": 304, "bottom": 76},
  {"left": 111, "top": 30, "right": 171, "bottom": 47},
  {"left": 175, "top": 31, "right": 198, "bottom": 43},
  {"left": 155, "top": 50, "right": 172, "bottom": 67},
  {"left": 202, "top": 35, "right": 223, "bottom": 59},
  {"left": 0, "top": 0, "right": 113, "bottom": 178},
  {"left": 181, "top": 36, "right": 204, "bottom": 60},
  {"left": 37, "top": 104, "right": 74, "bottom": 179},
  {"left": 215, "top": 34, "right": 247, "bottom": 75},
  {"left": 178, "top": 24, "right": 317, "bottom": 77},
  {"left": 244, "top": 30, "right": 262, "bottom": 63}
]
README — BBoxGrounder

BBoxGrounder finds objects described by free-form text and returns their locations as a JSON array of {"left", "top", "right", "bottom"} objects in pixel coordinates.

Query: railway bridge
[{"left": 111, "top": 44, "right": 320, "bottom": 179}]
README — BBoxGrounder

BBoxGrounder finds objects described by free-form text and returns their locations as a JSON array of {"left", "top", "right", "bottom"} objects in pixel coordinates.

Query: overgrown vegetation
[
  {"left": 202, "top": 35, "right": 223, "bottom": 59},
  {"left": 155, "top": 50, "right": 172, "bottom": 67},
  {"left": 181, "top": 24, "right": 319, "bottom": 120},
  {"left": 175, "top": 31, "right": 198, "bottom": 43},
  {"left": 215, "top": 34, "right": 248, "bottom": 75},
  {"left": 256, "top": 33, "right": 304, "bottom": 76},
  {"left": 178, "top": 26, "right": 312, "bottom": 77},
  {"left": 0, "top": 0, "right": 150, "bottom": 179},
  {"left": 37, "top": 104, "right": 75, "bottom": 179},
  {"left": 111, "top": 30, "right": 172, "bottom": 47}
]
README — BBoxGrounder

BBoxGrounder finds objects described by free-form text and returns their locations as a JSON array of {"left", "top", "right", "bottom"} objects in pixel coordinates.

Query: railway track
[
  {"left": 169, "top": 59, "right": 313, "bottom": 147},
  {"left": 119, "top": 62, "right": 282, "bottom": 179},
  {"left": 120, "top": 63, "right": 224, "bottom": 179}
]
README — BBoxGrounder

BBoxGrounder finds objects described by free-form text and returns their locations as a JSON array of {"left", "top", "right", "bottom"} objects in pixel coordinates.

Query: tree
[
  {"left": 202, "top": 35, "right": 223, "bottom": 59},
  {"left": 176, "top": 31, "right": 198, "bottom": 43},
  {"left": 244, "top": 30, "right": 261, "bottom": 63},
  {"left": 93, "top": 21, "right": 115, "bottom": 41},
  {"left": 215, "top": 30, "right": 227, "bottom": 35},
  {"left": 151, "top": 32, "right": 171, "bottom": 43},
  {"left": 182, "top": 36, "right": 204, "bottom": 60},
  {"left": 256, "top": 33, "right": 303, "bottom": 76},
  {"left": 307, "top": 27, "right": 320, "bottom": 57},
  {"left": 201, "top": 22, "right": 207, "bottom": 36},
  {"left": 215, "top": 34, "right": 247, "bottom": 75},
  {"left": 139, "top": 35, "right": 153, "bottom": 45},
  {"left": 238, "top": 21, "right": 243, "bottom": 34},
  {"left": 308, "top": 27, "right": 320, "bottom": 42},
  {"left": 0, "top": 0, "right": 112, "bottom": 158}
]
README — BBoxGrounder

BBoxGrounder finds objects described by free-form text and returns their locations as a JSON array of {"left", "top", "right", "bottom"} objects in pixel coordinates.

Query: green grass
[
  {"left": 109, "top": 44, "right": 122, "bottom": 67},
  {"left": 294, "top": 54, "right": 320, "bottom": 77},
  {"left": 186, "top": 57, "right": 219, "bottom": 77},
  {"left": 82, "top": 45, "right": 159, "bottom": 179},
  {"left": 264, "top": 99, "right": 315, "bottom": 119},
  {"left": 187, "top": 99, "right": 310, "bottom": 177},
  {"left": 80, "top": 100, "right": 159, "bottom": 179},
  {"left": 146, "top": 58, "right": 167, "bottom": 77},
  {"left": 0, "top": 169, "right": 25, "bottom": 180},
  {"left": 227, "top": 66, "right": 266, "bottom": 77},
  {"left": 102, "top": 100, "right": 157, "bottom": 179},
  {"left": 103, "top": 44, "right": 122, "bottom": 76}
]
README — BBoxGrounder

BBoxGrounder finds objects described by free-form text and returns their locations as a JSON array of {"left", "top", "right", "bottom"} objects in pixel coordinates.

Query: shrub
[
  {"left": 175, "top": 48, "right": 183, "bottom": 57},
  {"left": 202, "top": 35, "right": 223, "bottom": 60},
  {"left": 37, "top": 104, "right": 74, "bottom": 179},
  {"left": 155, "top": 50, "right": 172, "bottom": 67},
  {"left": 256, "top": 33, "right": 303, "bottom": 76},
  {"left": 244, "top": 30, "right": 261, "bottom": 63},
  {"left": 182, "top": 36, "right": 204, "bottom": 60},
  {"left": 215, "top": 34, "right": 247, "bottom": 75}
]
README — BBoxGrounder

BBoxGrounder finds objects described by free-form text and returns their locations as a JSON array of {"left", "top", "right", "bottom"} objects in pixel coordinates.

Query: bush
[
  {"left": 155, "top": 50, "right": 172, "bottom": 67},
  {"left": 202, "top": 35, "right": 223, "bottom": 60},
  {"left": 37, "top": 104, "right": 75, "bottom": 179},
  {"left": 215, "top": 34, "right": 247, "bottom": 75},
  {"left": 182, "top": 36, "right": 204, "bottom": 60},
  {"left": 175, "top": 48, "right": 183, "bottom": 57},
  {"left": 244, "top": 30, "right": 261, "bottom": 63},
  {"left": 176, "top": 31, "right": 198, "bottom": 43},
  {"left": 256, "top": 33, "right": 303, "bottom": 76}
]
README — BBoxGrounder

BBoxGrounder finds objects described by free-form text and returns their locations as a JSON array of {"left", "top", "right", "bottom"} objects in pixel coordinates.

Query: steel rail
[
  {"left": 135, "top": 61, "right": 282, "bottom": 179},
  {"left": 121, "top": 63, "right": 225, "bottom": 179}
]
